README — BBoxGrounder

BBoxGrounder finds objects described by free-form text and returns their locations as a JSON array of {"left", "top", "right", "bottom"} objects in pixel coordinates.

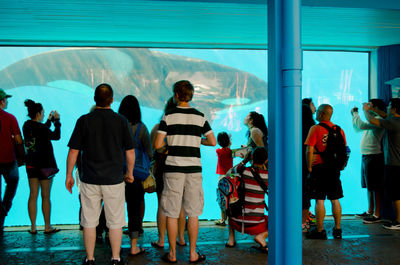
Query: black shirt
[
  {"left": 68, "top": 109, "right": 134, "bottom": 185},
  {"left": 23, "top": 119, "right": 61, "bottom": 169}
]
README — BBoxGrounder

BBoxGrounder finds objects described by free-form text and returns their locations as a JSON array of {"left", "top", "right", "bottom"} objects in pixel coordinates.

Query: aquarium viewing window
[{"left": 0, "top": 47, "right": 368, "bottom": 226}]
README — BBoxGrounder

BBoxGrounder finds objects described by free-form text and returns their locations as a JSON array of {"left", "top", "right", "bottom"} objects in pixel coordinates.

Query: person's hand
[
  {"left": 66, "top": 175, "right": 75, "bottom": 194},
  {"left": 363, "top": 102, "right": 371, "bottom": 112},
  {"left": 125, "top": 173, "right": 134, "bottom": 183},
  {"left": 53, "top": 110, "right": 60, "bottom": 120},
  {"left": 351, "top": 107, "right": 358, "bottom": 115}
]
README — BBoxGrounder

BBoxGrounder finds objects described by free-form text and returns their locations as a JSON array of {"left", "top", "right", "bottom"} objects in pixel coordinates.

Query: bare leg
[
  {"left": 331, "top": 199, "right": 342, "bottom": 229},
  {"left": 130, "top": 237, "right": 143, "bottom": 254},
  {"left": 188, "top": 216, "right": 200, "bottom": 262},
  {"left": 109, "top": 228, "right": 122, "bottom": 260},
  {"left": 40, "top": 178, "right": 53, "bottom": 231},
  {"left": 178, "top": 207, "right": 186, "bottom": 245},
  {"left": 302, "top": 209, "right": 309, "bottom": 225},
  {"left": 394, "top": 200, "right": 400, "bottom": 223},
  {"left": 166, "top": 217, "right": 178, "bottom": 261},
  {"left": 374, "top": 190, "right": 382, "bottom": 217},
  {"left": 83, "top": 227, "right": 96, "bottom": 260},
  {"left": 315, "top": 199, "right": 325, "bottom": 232},
  {"left": 28, "top": 178, "right": 40, "bottom": 232},
  {"left": 227, "top": 223, "right": 235, "bottom": 246},
  {"left": 155, "top": 193, "right": 166, "bottom": 246}
]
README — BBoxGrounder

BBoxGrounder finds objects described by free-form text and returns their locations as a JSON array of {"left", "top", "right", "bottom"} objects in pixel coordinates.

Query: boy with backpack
[
  {"left": 305, "top": 104, "right": 348, "bottom": 240},
  {"left": 225, "top": 147, "right": 268, "bottom": 253}
]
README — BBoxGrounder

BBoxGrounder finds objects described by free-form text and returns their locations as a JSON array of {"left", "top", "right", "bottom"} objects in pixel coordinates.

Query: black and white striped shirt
[{"left": 158, "top": 106, "right": 213, "bottom": 173}]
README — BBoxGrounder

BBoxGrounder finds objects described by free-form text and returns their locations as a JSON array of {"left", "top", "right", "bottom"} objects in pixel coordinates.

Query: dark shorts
[
  {"left": 385, "top": 165, "right": 400, "bottom": 200},
  {"left": 309, "top": 164, "right": 343, "bottom": 200},
  {"left": 361, "top": 154, "right": 384, "bottom": 191},
  {"left": 26, "top": 167, "right": 55, "bottom": 181}
]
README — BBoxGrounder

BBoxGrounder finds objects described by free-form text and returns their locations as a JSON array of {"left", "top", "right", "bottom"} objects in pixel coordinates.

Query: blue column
[{"left": 268, "top": 0, "right": 302, "bottom": 264}]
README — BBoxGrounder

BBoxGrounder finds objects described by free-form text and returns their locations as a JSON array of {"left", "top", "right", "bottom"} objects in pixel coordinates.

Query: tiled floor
[{"left": 1, "top": 217, "right": 400, "bottom": 264}]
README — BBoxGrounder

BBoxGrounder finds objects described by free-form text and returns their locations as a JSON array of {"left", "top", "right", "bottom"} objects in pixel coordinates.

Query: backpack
[
  {"left": 316, "top": 123, "right": 348, "bottom": 171},
  {"left": 132, "top": 123, "right": 151, "bottom": 181},
  {"left": 216, "top": 165, "right": 245, "bottom": 217}
]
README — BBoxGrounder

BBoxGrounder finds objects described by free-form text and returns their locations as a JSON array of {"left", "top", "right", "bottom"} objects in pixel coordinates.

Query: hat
[{"left": 0, "top": 88, "right": 12, "bottom": 100}]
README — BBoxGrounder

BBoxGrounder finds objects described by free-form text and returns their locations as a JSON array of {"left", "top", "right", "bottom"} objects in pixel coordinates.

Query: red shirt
[
  {"left": 304, "top": 121, "right": 347, "bottom": 166},
  {"left": 0, "top": 109, "right": 21, "bottom": 163},
  {"left": 216, "top": 147, "right": 233, "bottom": 174}
]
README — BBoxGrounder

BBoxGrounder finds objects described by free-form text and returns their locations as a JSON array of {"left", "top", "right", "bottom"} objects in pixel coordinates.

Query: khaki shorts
[
  {"left": 161, "top": 172, "right": 204, "bottom": 218},
  {"left": 80, "top": 182, "right": 126, "bottom": 229}
]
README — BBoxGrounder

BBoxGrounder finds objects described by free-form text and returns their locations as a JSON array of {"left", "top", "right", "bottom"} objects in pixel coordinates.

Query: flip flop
[
  {"left": 251, "top": 244, "right": 268, "bottom": 253},
  {"left": 151, "top": 241, "right": 164, "bottom": 249},
  {"left": 225, "top": 242, "right": 236, "bottom": 248},
  {"left": 176, "top": 241, "right": 187, "bottom": 246},
  {"left": 129, "top": 248, "right": 145, "bottom": 257},
  {"left": 28, "top": 230, "right": 37, "bottom": 235},
  {"left": 189, "top": 252, "right": 206, "bottom": 263},
  {"left": 44, "top": 228, "right": 61, "bottom": 234},
  {"left": 161, "top": 253, "right": 177, "bottom": 263}
]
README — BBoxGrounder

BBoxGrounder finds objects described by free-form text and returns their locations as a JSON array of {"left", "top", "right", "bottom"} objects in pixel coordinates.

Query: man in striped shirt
[{"left": 155, "top": 80, "right": 216, "bottom": 263}]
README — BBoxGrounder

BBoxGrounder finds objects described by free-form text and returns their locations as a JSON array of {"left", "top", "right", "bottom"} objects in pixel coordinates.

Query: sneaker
[
  {"left": 82, "top": 259, "right": 95, "bottom": 265},
  {"left": 332, "top": 228, "right": 342, "bottom": 239},
  {"left": 355, "top": 211, "right": 372, "bottom": 218},
  {"left": 305, "top": 228, "right": 327, "bottom": 240},
  {"left": 363, "top": 215, "right": 382, "bottom": 224},
  {"left": 110, "top": 258, "right": 124, "bottom": 265},
  {"left": 383, "top": 221, "right": 400, "bottom": 230},
  {"left": 215, "top": 219, "right": 227, "bottom": 226},
  {"left": 302, "top": 223, "right": 310, "bottom": 233}
]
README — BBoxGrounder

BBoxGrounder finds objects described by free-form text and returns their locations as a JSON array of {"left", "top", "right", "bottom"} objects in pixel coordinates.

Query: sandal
[
  {"left": 225, "top": 242, "right": 236, "bottom": 248},
  {"left": 28, "top": 230, "right": 37, "bottom": 235},
  {"left": 151, "top": 241, "right": 164, "bottom": 249},
  {"left": 161, "top": 253, "right": 177, "bottom": 263},
  {"left": 129, "top": 247, "right": 145, "bottom": 256},
  {"left": 44, "top": 228, "right": 61, "bottom": 234},
  {"left": 251, "top": 244, "right": 268, "bottom": 253},
  {"left": 189, "top": 252, "right": 206, "bottom": 263}
]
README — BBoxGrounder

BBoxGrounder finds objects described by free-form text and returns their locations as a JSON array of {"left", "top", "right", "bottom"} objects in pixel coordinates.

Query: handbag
[
  {"left": 40, "top": 167, "right": 59, "bottom": 178},
  {"left": 133, "top": 123, "right": 151, "bottom": 181},
  {"left": 142, "top": 174, "right": 156, "bottom": 193}
]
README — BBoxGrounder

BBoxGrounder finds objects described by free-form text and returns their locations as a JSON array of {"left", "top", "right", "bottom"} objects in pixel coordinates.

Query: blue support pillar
[{"left": 268, "top": 0, "right": 302, "bottom": 264}]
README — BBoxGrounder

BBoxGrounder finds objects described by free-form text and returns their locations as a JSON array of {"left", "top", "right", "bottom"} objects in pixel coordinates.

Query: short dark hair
[
  {"left": 217, "top": 132, "right": 230, "bottom": 148},
  {"left": 390, "top": 98, "right": 400, "bottom": 115},
  {"left": 24, "top": 99, "right": 43, "bottom": 119},
  {"left": 302, "top": 98, "right": 312, "bottom": 106},
  {"left": 118, "top": 95, "right": 141, "bottom": 124},
  {"left": 370, "top": 98, "right": 386, "bottom": 112},
  {"left": 94, "top": 83, "right": 113, "bottom": 107},
  {"left": 252, "top": 147, "right": 268, "bottom": 165},
  {"left": 173, "top": 80, "right": 194, "bottom": 102}
]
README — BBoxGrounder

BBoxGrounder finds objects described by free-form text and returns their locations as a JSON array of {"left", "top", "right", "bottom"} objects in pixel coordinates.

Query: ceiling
[{"left": 0, "top": 0, "right": 399, "bottom": 49}]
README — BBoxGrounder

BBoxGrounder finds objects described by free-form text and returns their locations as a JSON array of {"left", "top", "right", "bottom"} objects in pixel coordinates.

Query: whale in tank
[{"left": 0, "top": 48, "right": 267, "bottom": 120}]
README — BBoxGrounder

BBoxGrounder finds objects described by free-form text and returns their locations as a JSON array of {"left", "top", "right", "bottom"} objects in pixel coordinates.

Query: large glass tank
[{"left": 0, "top": 48, "right": 368, "bottom": 226}]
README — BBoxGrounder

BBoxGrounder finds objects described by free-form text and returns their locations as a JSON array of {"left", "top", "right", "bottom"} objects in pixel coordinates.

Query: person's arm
[
  {"left": 306, "top": 145, "right": 314, "bottom": 172},
  {"left": 363, "top": 103, "right": 381, "bottom": 127},
  {"left": 66, "top": 148, "right": 79, "bottom": 194},
  {"left": 251, "top": 128, "right": 264, "bottom": 147},
  {"left": 352, "top": 110, "right": 377, "bottom": 131},
  {"left": 124, "top": 149, "right": 135, "bottom": 183},
  {"left": 201, "top": 132, "right": 217, "bottom": 146},
  {"left": 155, "top": 132, "right": 166, "bottom": 150}
]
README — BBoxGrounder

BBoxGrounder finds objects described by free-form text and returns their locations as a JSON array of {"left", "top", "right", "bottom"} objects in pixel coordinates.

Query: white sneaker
[{"left": 383, "top": 221, "right": 400, "bottom": 230}]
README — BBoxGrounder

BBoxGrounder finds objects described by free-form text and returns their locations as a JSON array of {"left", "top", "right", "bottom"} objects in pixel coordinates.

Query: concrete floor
[{"left": 1, "top": 217, "right": 400, "bottom": 265}]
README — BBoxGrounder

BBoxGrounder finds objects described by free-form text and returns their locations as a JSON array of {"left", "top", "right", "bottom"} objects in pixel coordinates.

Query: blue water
[{"left": 0, "top": 48, "right": 368, "bottom": 226}]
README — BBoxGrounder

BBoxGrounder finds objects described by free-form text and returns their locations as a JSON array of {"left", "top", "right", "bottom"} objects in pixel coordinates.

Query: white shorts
[
  {"left": 80, "top": 182, "right": 126, "bottom": 229},
  {"left": 161, "top": 172, "right": 204, "bottom": 218}
]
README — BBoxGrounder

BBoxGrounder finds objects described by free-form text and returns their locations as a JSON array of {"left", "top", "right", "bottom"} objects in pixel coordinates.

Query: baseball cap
[{"left": 0, "top": 88, "right": 12, "bottom": 100}]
